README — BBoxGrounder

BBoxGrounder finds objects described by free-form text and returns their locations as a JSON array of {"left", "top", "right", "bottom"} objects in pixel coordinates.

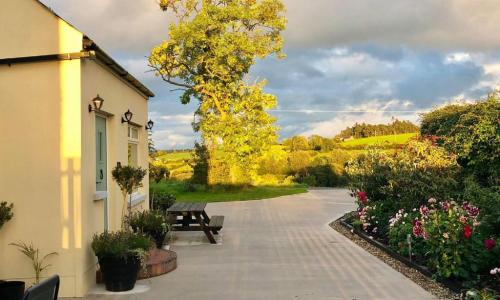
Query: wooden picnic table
[{"left": 167, "top": 202, "right": 224, "bottom": 244}]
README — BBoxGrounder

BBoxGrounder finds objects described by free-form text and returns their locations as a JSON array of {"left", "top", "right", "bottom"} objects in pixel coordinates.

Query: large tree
[{"left": 150, "top": 0, "right": 286, "bottom": 182}]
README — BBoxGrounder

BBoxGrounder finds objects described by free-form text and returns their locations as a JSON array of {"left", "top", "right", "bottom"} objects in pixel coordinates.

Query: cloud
[
  {"left": 152, "top": 129, "right": 195, "bottom": 149},
  {"left": 38, "top": 0, "right": 500, "bottom": 149},
  {"left": 275, "top": 100, "right": 421, "bottom": 138},
  {"left": 283, "top": 0, "right": 500, "bottom": 51},
  {"left": 40, "top": 0, "right": 171, "bottom": 54}
]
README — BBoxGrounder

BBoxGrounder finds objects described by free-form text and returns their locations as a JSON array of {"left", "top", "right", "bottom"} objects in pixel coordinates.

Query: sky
[{"left": 40, "top": 0, "right": 500, "bottom": 149}]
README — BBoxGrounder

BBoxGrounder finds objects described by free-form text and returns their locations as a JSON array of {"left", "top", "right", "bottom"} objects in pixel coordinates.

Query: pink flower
[
  {"left": 419, "top": 205, "right": 429, "bottom": 217},
  {"left": 357, "top": 191, "right": 368, "bottom": 205},
  {"left": 441, "top": 201, "right": 450, "bottom": 212},
  {"left": 463, "top": 225, "right": 472, "bottom": 239},
  {"left": 484, "top": 239, "right": 496, "bottom": 251},
  {"left": 459, "top": 215, "right": 468, "bottom": 224},
  {"left": 462, "top": 202, "right": 480, "bottom": 217}
]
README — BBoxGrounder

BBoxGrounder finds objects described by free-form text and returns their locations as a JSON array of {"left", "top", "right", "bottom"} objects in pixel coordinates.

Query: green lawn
[
  {"left": 340, "top": 133, "right": 418, "bottom": 148},
  {"left": 150, "top": 180, "right": 308, "bottom": 203}
]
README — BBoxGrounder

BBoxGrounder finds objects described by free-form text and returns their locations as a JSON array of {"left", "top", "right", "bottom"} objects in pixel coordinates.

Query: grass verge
[{"left": 150, "top": 180, "right": 308, "bottom": 203}]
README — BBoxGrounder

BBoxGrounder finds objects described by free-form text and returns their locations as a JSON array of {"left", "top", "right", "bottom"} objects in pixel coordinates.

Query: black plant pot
[
  {"left": 148, "top": 231, "right": 166, "bottom": 249},
  {"left": 0, "top": 280, "right": 25, "bottom": 300},
  {"left": 98, "top": 256, "right": 140, "bottom": 292}
]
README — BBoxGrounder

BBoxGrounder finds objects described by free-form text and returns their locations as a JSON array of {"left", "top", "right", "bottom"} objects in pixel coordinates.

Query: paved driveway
[{"left": 84, "top": 189, "right": 433, "bottom": 300}]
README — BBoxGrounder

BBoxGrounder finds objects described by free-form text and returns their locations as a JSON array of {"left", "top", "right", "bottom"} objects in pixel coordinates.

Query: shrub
[
  {"left": 388, "top": 209, "right": 427, "bottom": 262},
  {"left": 127, "top": 210, "right": 170, "bottom": 248},
  {"left": 421, "top": 94, "right": 500, "bottom": 186},
  {"left": 91, "top": 231, "right": 152, "bottom": 260},
  {"left": 149, "top": 191, "right": 176, "bottom": 212},
  {"left": 0, "top": 201, "right": 14, "bottom": 230},
  {"left": 149, "top": 163, "right": 170, "bottom": 183},
  {"left": 347, "top": 139, "right": 461, "bottom": 236},
  {"left": 112, "top": 164, "right": 148, "bottom": 229},
  {"left": 287, "top": 151, "right": 312, "bottom": 173},
  {"left": 463, "top": 177, "right": 500, "bottom": 237},
  {"left": 409, "top": 199, "right": 498, "bottom": 282},
  {"left": 190, "top": 142, "right": 209, "bottom": 185},
  {"left": 386, "top": 198, "right": 500, "bottom": 286}
]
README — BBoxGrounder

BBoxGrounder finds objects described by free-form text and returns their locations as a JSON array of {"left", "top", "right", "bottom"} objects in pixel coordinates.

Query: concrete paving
[{"left": 82, "top": 189, "right": 434, "bottom": 300}]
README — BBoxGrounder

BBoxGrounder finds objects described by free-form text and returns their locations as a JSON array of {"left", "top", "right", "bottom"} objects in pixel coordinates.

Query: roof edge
[{"left": 83, "top": 40, "right": 155, "bottom": 99}]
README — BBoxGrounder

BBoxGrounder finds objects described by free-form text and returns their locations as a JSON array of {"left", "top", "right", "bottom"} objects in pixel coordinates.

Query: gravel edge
[{"left": 330, "top": 219, "right": 459, "bottom": 299}]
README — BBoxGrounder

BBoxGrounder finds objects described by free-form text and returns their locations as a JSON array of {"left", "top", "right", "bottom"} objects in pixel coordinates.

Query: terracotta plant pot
[
  {"left": 98, "top": 256, "right": 140, "bottom": 292},
  {"left": 0, "top": 280, "right": 25, "bottom": 300}
]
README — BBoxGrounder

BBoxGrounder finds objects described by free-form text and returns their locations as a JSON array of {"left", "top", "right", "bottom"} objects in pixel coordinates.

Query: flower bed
[
  {"left": 344, "top": 136, "right": 499, "bottom": 298},
  {"left": 348, "top": 191, "right": 499, "bottom": 297}
]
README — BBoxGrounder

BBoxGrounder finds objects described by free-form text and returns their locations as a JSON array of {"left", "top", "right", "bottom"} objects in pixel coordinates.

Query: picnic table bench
[{"left": 167, "top": 202, "right": 224, "bottom": 244}]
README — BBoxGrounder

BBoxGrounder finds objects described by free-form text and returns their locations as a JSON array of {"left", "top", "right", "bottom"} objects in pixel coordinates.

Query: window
[
  {"left": 128, "top": 126, "right": 139, "bottom": 166},
  {"left": 128, "top": 126, "right": 139, "bottom": 142}
]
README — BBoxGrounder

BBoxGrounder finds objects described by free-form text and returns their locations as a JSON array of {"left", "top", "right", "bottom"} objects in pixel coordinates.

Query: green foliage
[
  {"left": 308, "top": 135, "right": 336, "bottom": 151},
  {"left": 347, "top": 139, "right": 460, "bottom": 208},
  {"left": 150, "top": 0, "right": 286, "bottom": 180},
  {"left": 112, "top": 165, "right": 148, "bottom": 195},
  {"left": 257, "top": 145, "right": 288, "bottom": 175},
  {"left": 347, "top": 139, "right": 461, "bottom": 235},
  {"left": 336, "top": 119, "right": 419, "bottom": 139},
  {"left": 111, "top": 164, "right": 148, "bottom": 229},
  {"left": 388, "top": 209, "right": 427, "bottom": 260},
  {"left": 149, "top": 163, "right": 170, "bottom": 183},
  {"left": 10, "top": 241, "right": 58, "bottom": 284},
  {"left": 421, "top": 94, "right": 500, "bottom": 185},
  {"left": 386, "top": 200, "right": 500, "bottom": 285},
  {"left": 463, "top": 177, "right": 500, "bottom": 237},
  {"left": 127, "top": 210, "right": 170, "bottom": 248},
  {"left": 282, "top": 136, "right": 310, "bottom": 151},
  {"left": 149, "top": 191, "right": 177, "bottom": 212},
  {"left": 0, "top": 201, "right": 14, "bottom": 230},
  {"left": 91, "top": 231, "right": 152, "bottom": 260},
  {"left": 190, "top": 142, "right": 209, "bottom": 186}
]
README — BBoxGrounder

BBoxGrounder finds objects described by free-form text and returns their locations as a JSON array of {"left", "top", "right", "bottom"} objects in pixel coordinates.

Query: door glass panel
[{"left": 95, "top": 116, "right": 107, "bottom": 191}]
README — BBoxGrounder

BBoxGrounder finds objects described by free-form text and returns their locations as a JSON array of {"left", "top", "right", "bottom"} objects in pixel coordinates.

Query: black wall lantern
[
  {"left": 121, "top": 109, "right": 133, "bottom": 123},
  {"left": 145, "top": 119, "right": 154, "bottom": 131},
  {"left": 88, "top": 94, "right": 104, "bottom": 113}
]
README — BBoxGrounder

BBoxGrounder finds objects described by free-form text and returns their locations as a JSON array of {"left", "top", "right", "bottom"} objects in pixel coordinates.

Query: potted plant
[
  {"left": 111, "top": 164, "right": 147, "bottom": 229},
  {"left": 0, "top": 201, "right": 13, "bottom": 230},
  {"left": 91, "top": 231, "right": 152, "bottom": 292},
  {"left": 127, "top": 210, "right": 170, "bottom": 249},
  {"left": 9, "top": 242, "right": 58, "bottom": 285},
  {"left": 0, "top": 202, "right": 25, "bottom": 300},
  {"left": 149, "top": 191, "right": 176, "bottom": 212}
]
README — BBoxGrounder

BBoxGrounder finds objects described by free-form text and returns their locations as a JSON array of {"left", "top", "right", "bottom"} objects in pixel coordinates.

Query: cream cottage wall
[{"left": 0, "top": 0, "right": 151, "bottom": 297}]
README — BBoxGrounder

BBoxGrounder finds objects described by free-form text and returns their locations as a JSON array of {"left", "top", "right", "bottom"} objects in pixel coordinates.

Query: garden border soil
[{"left": 331, "top": 212, "right": 460, "bottom": 299}]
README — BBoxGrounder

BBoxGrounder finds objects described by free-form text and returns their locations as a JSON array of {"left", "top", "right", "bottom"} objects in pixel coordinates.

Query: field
[
  {"left": 149, "top": 133, "right": 418, "bottom": 198},
  {"left": 150, "top": 180, "right": 308, "bottom": 202},
  {"left": 340, "top": 133, "right": 418, "bottom": 149},
  {"left": 155, "top": 151, "right": 192, "bottom": 161}
]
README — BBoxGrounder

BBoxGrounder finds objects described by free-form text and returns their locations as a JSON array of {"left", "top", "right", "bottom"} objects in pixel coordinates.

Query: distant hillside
[
  {"left": 336, "top": 119, "right": 419, "bottom": 139},
  {"left": 339, "top": 133, "right": 418, "bottom": 149}
]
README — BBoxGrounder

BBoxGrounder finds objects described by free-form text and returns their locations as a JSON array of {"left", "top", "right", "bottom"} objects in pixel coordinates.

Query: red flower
[
  {"left": 484, "top": 239, "right": 496, "bottom": 251},
  {"left": 412, "top": 220, "right": 424, "bottom": 237},
  {"left": 357, "top": 191, "right": 368, "bottom": 205},
  {"left": 463, "top": 225, "right": 472, "bottom": 239}
]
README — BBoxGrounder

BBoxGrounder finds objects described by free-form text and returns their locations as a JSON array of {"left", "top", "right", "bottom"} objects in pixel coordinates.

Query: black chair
[{"left": 23, "top": 275, "right": 59, "bottom": 300}]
